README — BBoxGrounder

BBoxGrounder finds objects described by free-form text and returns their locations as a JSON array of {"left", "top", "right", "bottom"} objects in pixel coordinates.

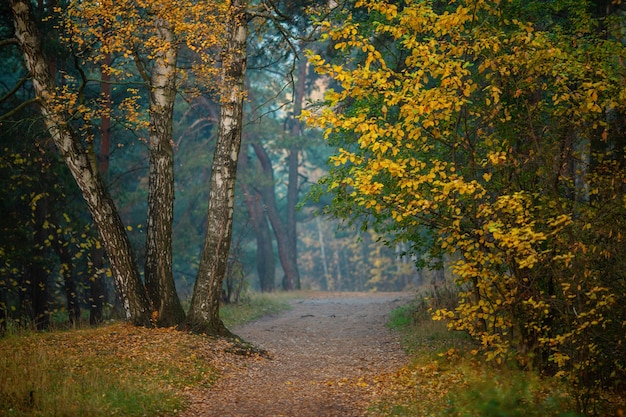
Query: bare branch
[
  {"left": 0, "top": 75, "right": 29, "bottom": 104},
  {"left": 0, "top": 97, "right": 40, "bottom": 121},
  {"left": 0, "top": 38, "right": 19, "bottom": 48}
]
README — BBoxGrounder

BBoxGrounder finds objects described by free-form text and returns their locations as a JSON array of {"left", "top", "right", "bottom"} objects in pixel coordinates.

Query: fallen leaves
[{"left": 0, "top": 321, "right": 253, "bottom": 416}]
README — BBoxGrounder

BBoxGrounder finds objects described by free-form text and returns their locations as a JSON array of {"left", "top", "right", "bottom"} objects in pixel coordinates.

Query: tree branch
[
  {"left": 0, "top": 75, "right": 29, "bottom": 104},
  {"left": 0, "top": 38, "right": 19, "bottom": 48},
  {"left": 0, "top": 97, "right": 40, "bottom": 120}
]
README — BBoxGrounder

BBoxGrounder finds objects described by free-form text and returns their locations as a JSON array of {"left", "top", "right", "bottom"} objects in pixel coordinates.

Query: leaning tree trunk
[
  {"left": 10, "top": 0, "right": 152, "bottom": 326},
  {"left": 185, "top": 0, "right": 247, "bottom": 336},
  {"left": 251, "top": 143, "right": 300, "bottom": 290},
  {"left": 144, "top": 16, "right": 186, "bottom": 327},
  {"left": 240, "top": 142, "right": 275, "bottom": 292}
]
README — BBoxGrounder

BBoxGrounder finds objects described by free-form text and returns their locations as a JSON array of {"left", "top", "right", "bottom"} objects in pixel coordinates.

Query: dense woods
[
  {"left": 1, "top": 0, "right": 421, "bottom": 332},
  {"left": 1, "top": 0, "right": 625, "bottom": 413}
]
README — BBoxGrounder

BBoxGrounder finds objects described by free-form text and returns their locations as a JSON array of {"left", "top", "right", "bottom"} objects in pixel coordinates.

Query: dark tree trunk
[
  {"left": 52, "top": 237, "right": 81, "bottom": 326},
  {"left": 250, "top": 192, "right": 275, "bottom": 292},
  {"left": 10, "top": 0, "right": 152, "bottom": 326},
  {"left": 144, "top": 17, "right": 185, "bottom": 327},
  {"left": 27, "top": 197, "right": 49, "bottom": 329},
  {"left": 90, "top": 246, "right": 105, "bottom": 325},
  {"left": 252, "top": 143, "right": 300, "bottom": 290},
  {"left": 185, "top": 0, "right": 247, "bottom": 336},
  {"left": 240, "top": 144, "right": 275, "bottom": 292}
]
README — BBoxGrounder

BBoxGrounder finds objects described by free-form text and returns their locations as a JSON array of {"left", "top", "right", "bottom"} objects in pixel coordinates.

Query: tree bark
[
  {"left": 10, "top": 0, "right": 152, "bottom": 326},
  {"left": 249, "top": 190, "right": 275, "bottom": 292},
  {"left": 252, "top": 143, "right": 300, "bottom": 290},
  {"left": 240, "top": 143, "right": 275, "bottom": 292},
  {"left": 316, "top": 216, "right": 329, "bottom": 291},
  {"left": 185, "top": 0, "right": 247, "bottom": 336},
  {"left": 26, "top": 197, "right": 50, "bottom": 330},
  {"left": 52, "top": 236, "right": 81, "bottom": 326},
  {"left": 144, "top": 16, "right": 186, "bottom": 327}
]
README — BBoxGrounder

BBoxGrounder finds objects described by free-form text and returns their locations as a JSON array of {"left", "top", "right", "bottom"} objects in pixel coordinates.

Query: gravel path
[{"left": 180, "top": 292, "right": 412, "bottom": 417}]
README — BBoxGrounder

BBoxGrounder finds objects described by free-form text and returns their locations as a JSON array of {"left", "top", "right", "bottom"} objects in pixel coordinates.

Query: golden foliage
[
  {"left": 50, "top": 0, "right": 229, "bottom": 133},
  {"left": 305, "top": 0, "right": 626, "bottom": 406}
]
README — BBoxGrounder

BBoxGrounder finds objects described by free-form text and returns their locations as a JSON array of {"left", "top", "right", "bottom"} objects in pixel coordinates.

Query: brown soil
[{"left": 180, "top": 292, "right": 412, "bottom": 417}]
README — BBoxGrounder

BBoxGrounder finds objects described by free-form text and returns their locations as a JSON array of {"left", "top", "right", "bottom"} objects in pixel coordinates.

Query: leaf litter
[{"left": 179, "top": 292, "right": 412, "bottom": 417}]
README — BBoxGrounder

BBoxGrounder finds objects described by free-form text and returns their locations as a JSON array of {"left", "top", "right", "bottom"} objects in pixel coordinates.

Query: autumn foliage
[{"left": 304, "top": 0, "right": 626, "bottom": 409}]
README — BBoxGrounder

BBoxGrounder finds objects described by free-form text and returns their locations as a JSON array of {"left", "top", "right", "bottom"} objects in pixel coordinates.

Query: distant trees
[{"left": 305, "top": 0, "right": 626, "bottom": 410}]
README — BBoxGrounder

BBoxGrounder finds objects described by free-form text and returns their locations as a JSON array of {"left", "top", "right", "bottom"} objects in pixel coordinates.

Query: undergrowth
[{"left": 376, "top": 286, "right": 586, "bottom": 417}]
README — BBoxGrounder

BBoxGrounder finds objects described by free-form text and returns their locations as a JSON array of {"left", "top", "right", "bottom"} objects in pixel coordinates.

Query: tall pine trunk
[
  {"left": 240, "top": 142, "right": 275, "bottom": 292},
  {"left": 144, "top": 16, "right": 185, "bottom": 327},
  {"left": 251, "top": 143, "right": 300, "bottom": 290},
  {"left": 185, "top": 0, "right": 247, "bottom": 336},
  {"left": 10, "top": 0, "right": 152, "bottom": 326}
]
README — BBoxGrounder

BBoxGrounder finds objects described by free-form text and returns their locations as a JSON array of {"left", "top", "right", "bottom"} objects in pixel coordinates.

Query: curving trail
[{"left": 180, "top": 292, "right": 412, "bottom": 417}]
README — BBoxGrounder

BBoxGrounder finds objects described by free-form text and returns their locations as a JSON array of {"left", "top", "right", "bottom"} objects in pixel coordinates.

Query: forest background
[{"left": 1, "top": 0, "right": 625, "bottom": 414}]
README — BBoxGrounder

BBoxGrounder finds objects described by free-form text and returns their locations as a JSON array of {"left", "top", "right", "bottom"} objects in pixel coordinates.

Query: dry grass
[{"left": 0, "top": 323, "right": 233, "bottom": 416}]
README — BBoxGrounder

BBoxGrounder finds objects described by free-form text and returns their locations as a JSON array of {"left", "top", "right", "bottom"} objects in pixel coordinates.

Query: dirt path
[{"left": 181, "top": 292, "right": 412, "bottom": 417}]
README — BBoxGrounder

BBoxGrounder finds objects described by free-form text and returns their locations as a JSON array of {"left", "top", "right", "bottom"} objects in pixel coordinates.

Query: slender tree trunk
[
  {"left": 185, "top": 0, "right": 247, "bottom": 336},
  {"left": 90, "top": 247, "right": 106, "bottom": 325},
  {"left": 144, "top": 17, "right": 185, "bottom": 327},
  {"left": 316, "top": 216, "right": 329, "bottom": 290},
  {"left": 52, "top": 237, "right": 81, "bottom": 326},
  {"left": 10, "top": 0, "right": 152, "bottom": 326},
  {"left": 250, "top": 192, "right": 275, "bottom": 292},
  {"left": 285, "top": 56, "right": 307, "bottom": 290},
  {"left": 252, "top": 143, "right": 300, "bottom": 290},
  {"left": 240, "top": 144, "right": 275, "bottom": 292},
  {"left": 27, "top": 198, "right": 49, "bottom": 329}
]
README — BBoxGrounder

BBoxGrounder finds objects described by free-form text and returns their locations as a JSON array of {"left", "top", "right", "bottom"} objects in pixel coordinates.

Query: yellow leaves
[
  {"left": 307, "top": 0, "right": 626, "bottom": 393},
  {"left": 330, "top": 149, "right": 364, "bottom": 169},
  {"left": 486, "top": 151, "right": 507, "bottom": 166}
]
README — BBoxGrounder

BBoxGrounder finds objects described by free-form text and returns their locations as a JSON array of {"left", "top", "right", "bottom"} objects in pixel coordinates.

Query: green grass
[
  {"left": 0, "top": 326, "right": 191, "bottom": 417},
  {"left": 219, "top": 290, "right": 299, "bottom": 327},
  {"left": 374, "top": 298, "right": 581, "bottom": 417}
]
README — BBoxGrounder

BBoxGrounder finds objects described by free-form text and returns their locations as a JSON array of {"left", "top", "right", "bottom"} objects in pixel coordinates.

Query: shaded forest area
[{"left": 0, "top": 0, "right": 422, "bottom": 331}]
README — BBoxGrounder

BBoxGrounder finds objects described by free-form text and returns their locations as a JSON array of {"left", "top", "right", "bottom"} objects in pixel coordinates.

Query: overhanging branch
[
  {"left": 0, "top": 75, "right": 29, "bottom": 104},
  {"left": 0, "top": 97, "right": 40, "bottom": 120}
]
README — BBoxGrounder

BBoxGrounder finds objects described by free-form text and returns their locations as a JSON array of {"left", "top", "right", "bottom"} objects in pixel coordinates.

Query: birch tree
[
  {"left": 186, "top": 0, "right": 248, "bottom": 335},
  {"left": 9, "top": 0, "right": 153, "bottom": 326}
]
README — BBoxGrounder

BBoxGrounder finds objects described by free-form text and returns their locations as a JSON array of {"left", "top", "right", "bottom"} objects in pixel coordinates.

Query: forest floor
[{"left": 179, "top": 292, "right": 413, "bottom": 417}]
